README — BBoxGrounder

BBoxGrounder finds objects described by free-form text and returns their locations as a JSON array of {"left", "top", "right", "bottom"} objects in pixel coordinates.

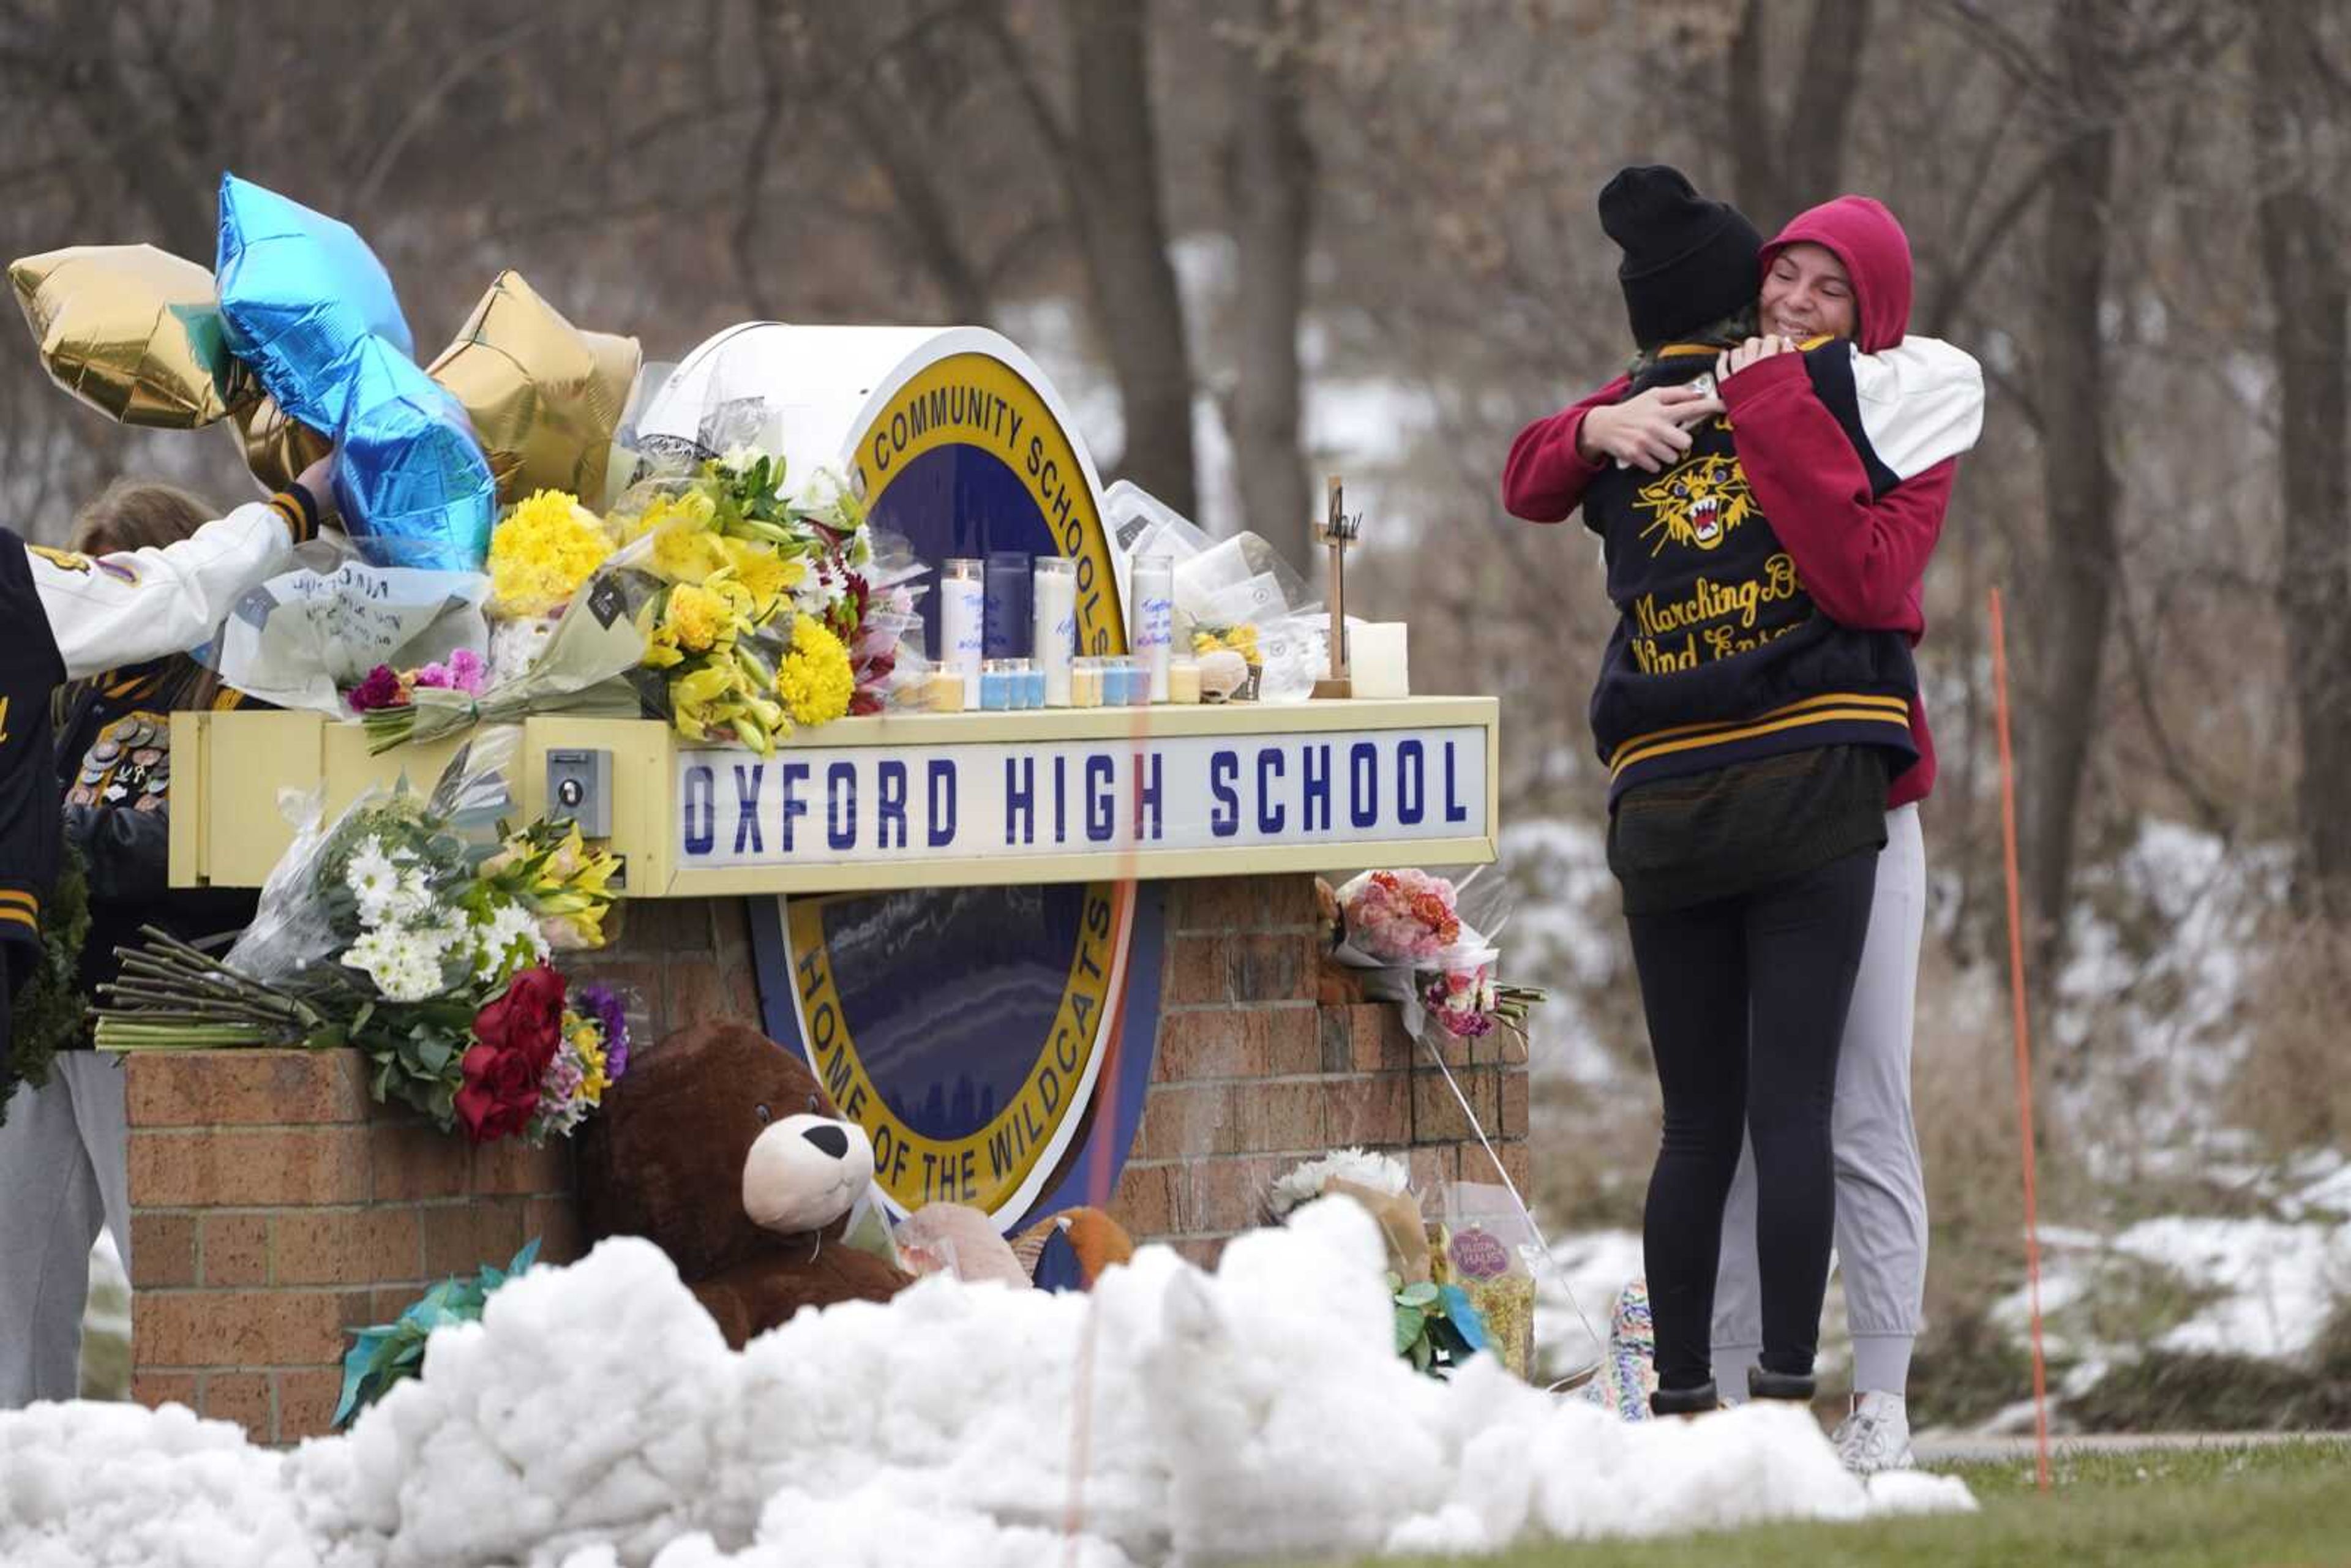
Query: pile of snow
[{"left": 1, "top": 1202, "right": 1970, "bottom": 1566}]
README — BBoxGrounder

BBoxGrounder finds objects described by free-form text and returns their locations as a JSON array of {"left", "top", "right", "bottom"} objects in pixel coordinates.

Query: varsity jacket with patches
[
  {"left": 1573, "top": 342, "right": 1935, "bottom": 802},
  {"left": 56, "top": 660, "right": 264, "bottom": 1015},
  {"left": 0, "top": 490, "right": 313, "bottom": 1076},
  {"left": 1502, "top": 334, "right": 1981, "bottom": 806}
]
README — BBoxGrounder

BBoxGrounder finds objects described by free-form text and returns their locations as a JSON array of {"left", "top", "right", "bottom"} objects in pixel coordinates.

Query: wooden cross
[{"left": 1312, "top": 474, "right": 1359, "bottom": 700}]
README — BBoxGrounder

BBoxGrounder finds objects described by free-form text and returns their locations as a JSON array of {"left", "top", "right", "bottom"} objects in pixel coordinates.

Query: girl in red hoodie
[{"left": 1504, "top": 171, "right": 1978, "bottom": 1450}]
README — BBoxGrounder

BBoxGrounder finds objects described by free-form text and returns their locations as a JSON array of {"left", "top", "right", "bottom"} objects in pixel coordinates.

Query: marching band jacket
[
  {"left": 1503, "top": 334, "right": 1981, "bottom": 806},
  {"left": 0, "top": 490, "right": 315, "bottom": 1065}
]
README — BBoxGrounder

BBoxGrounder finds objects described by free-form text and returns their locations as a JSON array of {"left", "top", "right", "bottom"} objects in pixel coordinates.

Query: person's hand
[
  {"left": 292, "top": 454, "right": 338, "bottom": 526},
  {"left": 1715, "top": 334, "right": 1799, "bottom": 384},
  {"left": 1574, "top": 383, "right": 1725, "bottom": 473}
]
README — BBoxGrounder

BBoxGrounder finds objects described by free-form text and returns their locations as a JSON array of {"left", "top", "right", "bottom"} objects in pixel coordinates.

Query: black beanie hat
[{"left": 1598, "top": 166, "right": 1764, "bottom": 350}]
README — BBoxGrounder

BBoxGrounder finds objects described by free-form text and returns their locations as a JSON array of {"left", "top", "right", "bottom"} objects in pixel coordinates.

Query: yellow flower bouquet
[{"left": 486, "top": 489, "right": 615, "bottom": 618}]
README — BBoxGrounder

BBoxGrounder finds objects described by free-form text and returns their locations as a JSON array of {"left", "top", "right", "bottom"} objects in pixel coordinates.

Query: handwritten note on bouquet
[{"left": 217, "top": 560, "right": 490, "bottom": 716}]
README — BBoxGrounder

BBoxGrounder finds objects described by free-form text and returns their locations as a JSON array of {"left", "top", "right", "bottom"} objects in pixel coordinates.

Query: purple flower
[
  {"left": 580, "top": 983, "right": 630, "bottom": 1080},
  {"left": 446, "top": 647, "right": 488, "bottom": 694},
  {"left": 347, "top": 665, "right": 405, "bottom": 712},
  {"left": 413, "top": 661, "right": 454, "bottom": 690}
]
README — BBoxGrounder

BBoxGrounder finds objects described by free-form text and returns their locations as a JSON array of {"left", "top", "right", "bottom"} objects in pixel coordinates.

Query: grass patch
[{"left": 1329, "top": 1440, "right": 2351, "bottom": 1568}]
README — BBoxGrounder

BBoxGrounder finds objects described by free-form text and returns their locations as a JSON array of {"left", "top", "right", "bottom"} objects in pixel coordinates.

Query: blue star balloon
[
  {"left": 215, "top": 173, "right": 493, "bottom": 571},
  {"left": 332, "top": 336, "right": 495, "bottom": 571},
  {"left": 214, "top": 174, "right": 413, "bottom": 431}
]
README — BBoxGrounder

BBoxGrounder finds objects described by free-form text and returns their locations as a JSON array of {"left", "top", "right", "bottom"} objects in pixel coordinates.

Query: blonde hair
[{"left": 67, "top": 479, "right": 224, "bottom": 708}]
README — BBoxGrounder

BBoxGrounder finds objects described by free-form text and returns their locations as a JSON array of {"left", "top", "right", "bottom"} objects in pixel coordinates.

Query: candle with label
[
  {"left": 984, "top": 550, "right": 1031, "bottom": 659},
  {"left": 1131, "top": 553, "right": 1174, "bottom": 702},
  {"left": 940, "top": 558, "right": 985, "bottom": 712},
  {"left": 1032, "top": 557, "right": 1077, "bottom": 706}
]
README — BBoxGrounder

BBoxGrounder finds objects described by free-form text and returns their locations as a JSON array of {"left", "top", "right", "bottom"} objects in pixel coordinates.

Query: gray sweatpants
[
  {"left": 1711, "top": 805, "right": 1927, "bottom": 1397},
  {"left": 0, "top": 1051, "right": 132, "bottom": 1408}
]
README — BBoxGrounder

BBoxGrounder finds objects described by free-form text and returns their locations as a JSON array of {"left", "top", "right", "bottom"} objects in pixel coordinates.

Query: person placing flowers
[{"left": 1, "top": 458, "right": 336, "bottom": 1410}]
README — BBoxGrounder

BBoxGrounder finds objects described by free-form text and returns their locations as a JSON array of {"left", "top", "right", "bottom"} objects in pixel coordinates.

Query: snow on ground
[
  {"left": 1534, "top": 1229, "right": 1643, "bottom": 1382},
  {"left": 0, "top": 1203, "right": 1970, "bottom": 1567},
  {"left": 2116, "top": 1217, "right": 2351, "bottom": 1359},
  {"left": 2053, "top": 820, "right": 2292, "bottom": 1168},
  {"left": 1997, "top": 1158, "right": 2351, "bottom": 1371},
  {"left": 1993, "top": 1153, "right": 2351, "bottom": 1397}
]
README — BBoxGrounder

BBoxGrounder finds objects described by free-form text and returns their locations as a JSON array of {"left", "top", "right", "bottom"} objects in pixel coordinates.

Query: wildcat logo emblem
[{"left": 1634, "top": 453, "right": 1755, "bottom": 555}]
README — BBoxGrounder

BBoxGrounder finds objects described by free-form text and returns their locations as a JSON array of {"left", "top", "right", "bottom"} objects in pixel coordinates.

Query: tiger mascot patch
[{"left": 1634, "top": 452, "right": 1754, "bottom": 556}]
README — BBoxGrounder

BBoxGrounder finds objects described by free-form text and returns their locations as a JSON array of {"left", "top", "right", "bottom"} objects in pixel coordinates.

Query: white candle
[
  {"left": 1032, "top": 557, "right": 1077, "bottom": 707},
  {"left": 940, "top": 558, "right": 984, "bottom": 711}
]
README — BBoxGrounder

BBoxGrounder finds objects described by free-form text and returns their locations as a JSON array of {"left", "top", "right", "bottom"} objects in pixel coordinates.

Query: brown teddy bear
[{"left": 577, "top": 1018, "right": 912, "bottom": 1348}]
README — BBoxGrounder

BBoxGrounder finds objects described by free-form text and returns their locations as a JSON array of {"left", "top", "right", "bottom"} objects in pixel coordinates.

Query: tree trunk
[
  {"left": 1065, "top": 0, "right": 1198, "bottom": 517},
  {"left": 52, "top": 3, "right": 223, "bottom": 264},
  {"left": 2252, "top": 3, "right": 2351, "bottom": 923},
  {"left": 1723, "top": 0, "right": 1873, "bottom": 231},
  {"left": 1224, "top": 0, "right": 1314, "bottom": 563},
  {"left": 2022, "top": 1, "right": 2121, "bottom": 978}
]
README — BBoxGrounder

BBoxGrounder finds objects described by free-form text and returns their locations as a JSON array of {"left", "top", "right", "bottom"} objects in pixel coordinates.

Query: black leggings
[{"left": 1626, "top": 848, "right": 1878, "bottom": 1391}]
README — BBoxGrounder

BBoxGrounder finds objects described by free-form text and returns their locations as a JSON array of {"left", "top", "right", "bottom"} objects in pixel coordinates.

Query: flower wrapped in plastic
[
  {"left": 209, "top": 553, "right": 492, "bottom": 719},
  {"left": 360, "top": 543, "right": 650, "bottom": 754},
  {"left": 1335, "top": 868, "right": 1462, "bottom": 966},
  {"left": 605, "top": 443, "right": 920, "bottom": 745},
  {"left": 1325, "top": 864, "right": 1547, "bottom": 1045},
  {"left": 92, "top": 735, "right": 630, "bottom": 1146}
]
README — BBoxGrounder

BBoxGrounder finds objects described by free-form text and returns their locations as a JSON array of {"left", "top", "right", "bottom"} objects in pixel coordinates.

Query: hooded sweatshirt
[{"left": 1501, "top": 196, "right": 1980, "bottom": 810}]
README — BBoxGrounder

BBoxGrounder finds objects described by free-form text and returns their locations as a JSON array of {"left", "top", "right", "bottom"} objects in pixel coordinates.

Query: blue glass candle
[
  {"left": 980, "top": 659, "right": 1013, "bottom": 711},
  {"left": 984, "top": 550, "right": 1032, "bottom": 659}
]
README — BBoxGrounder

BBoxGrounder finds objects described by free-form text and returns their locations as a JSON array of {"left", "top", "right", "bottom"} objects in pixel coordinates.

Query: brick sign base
[{"left": 122, "top": 874, "right": 1530, "bottom": 1442}]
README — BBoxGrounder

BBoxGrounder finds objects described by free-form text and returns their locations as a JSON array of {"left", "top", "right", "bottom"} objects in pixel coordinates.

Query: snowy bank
[{"left": 0, "top": 1201, "right": 1970, "bottom": 1567}]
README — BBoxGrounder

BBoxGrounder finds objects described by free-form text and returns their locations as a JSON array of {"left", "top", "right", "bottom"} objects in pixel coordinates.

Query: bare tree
[
  {"left": 986, "top": 1, "right": 1198, "bottom": 515},
  {"left": 2019, "top": 0, "right": 2124, "bottom": 978},
  {"left": 1723, "top": 0, "right": 1875, "bottom": 230},
  {"left": 2252, "top": 1, "right": 2351, "bottom": 923},
  {"left": 1221, "top": 0, "right": 1315, "bottom": 561}
]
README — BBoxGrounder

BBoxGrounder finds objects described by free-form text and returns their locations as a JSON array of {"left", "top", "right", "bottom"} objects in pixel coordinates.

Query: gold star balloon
[
  {"left": 9, "top": 244, "right": 240, "bottom": 428},
  {"left": 427, "top": 271, "right": 642, "bottom": 506},
  {"left": 230, "top": 386, "right": 335, "bottom": 492},
  {"left": 11, "top": 240, "right": 642, "bottom": 507}
]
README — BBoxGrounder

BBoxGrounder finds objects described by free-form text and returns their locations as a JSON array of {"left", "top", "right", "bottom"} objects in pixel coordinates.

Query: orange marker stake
[{"left": 1990, "top": 586, "right": 2053, "bottom": 1493}]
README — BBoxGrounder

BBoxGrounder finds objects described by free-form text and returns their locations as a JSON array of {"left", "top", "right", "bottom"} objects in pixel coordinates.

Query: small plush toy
[
  {"left": 894, "top": 1201, "right": 1032, "bottom": 1289},
  {"left": 577, "top": 1018, "right": 912, "bottom": 1348}
]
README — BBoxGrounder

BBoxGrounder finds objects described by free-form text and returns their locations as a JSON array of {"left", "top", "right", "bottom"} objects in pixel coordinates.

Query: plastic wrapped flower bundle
[
  {"left": 359, "top": 487, "right": 643, "bottom": 754},
  {"left": 607, "top": 446, "right": 922, "bottom": 750},
  {"left": 343, "top": 649, "right": 490, "bottom": 716},
  {"left": 487, "top": 488, "right": 617, "bottom": 620},
  {"left": 92, "top": 743, "right": 631, "bottom": 1146},
  {"left": 1336, "top": 868, "right": 1463, "bottom": 964},
  {"left": 1329, "top": 866, "right": 1547, "bottom": 1043}
]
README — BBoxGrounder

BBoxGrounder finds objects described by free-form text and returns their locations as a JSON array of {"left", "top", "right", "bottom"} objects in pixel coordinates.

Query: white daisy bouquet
[{"left": 93, "top": 739, "right": 628, "bottom": 1143}]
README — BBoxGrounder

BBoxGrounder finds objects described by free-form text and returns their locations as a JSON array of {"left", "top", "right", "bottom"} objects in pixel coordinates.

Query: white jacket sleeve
[
  {"left": 32, "top": 497, "right": 310, "bottom": 681},
  {"left": 1851, "top": 336, "right": 1985, "bottom": 482}
]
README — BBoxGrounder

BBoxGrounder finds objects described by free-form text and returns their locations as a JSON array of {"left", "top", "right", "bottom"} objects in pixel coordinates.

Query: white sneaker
[{"left": 1831, "top": 1390, "right": 1914, "bottom": 1474}]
